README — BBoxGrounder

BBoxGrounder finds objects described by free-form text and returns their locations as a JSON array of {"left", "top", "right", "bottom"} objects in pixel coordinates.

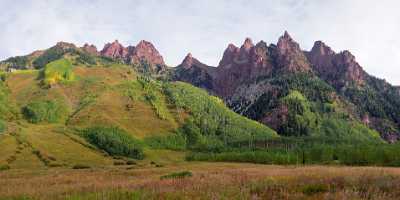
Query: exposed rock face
[
  {"left": 275, "top": 31, "right": 312, "bottom": 73},
  {"left": 215, "top": 38, "right": 275, "bottom": 98},
  {"left": 100, "top": 40, "right": 165, "bottom": 74},
  {"left": 127, "top": 40, "right": 165, "bottom": 66},
  {"left": 174, "top": 53, "right": 216, "bottom": 91},
  {"left": 100, "top": 40, "right": 128, "bottom": 60},
  {"left": 174, "top": 32, "right": 313, "bottom": 98},
  {"left": 82, "top": 43, "right": 99, "bottom": 55},
  {"left": 306, "top": 41, "right": 366, "bottom": 89}
]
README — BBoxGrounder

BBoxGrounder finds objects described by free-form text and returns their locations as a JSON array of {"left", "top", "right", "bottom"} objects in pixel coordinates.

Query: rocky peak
[
  {"left": 241, "top": 38, "right": 254, "bottom": 51},
  {"left": 100, "top": 40, "right": 128, "bottom": 60},
  {"left": 219, "top": 44, "right": 240, "bottom": 67},
  {"left": 227, "top": 43, "right": 239, "bottom": 51},
  {"left": 181, "top": 53, "right": 194, "bottom": 68},
  {"left": 128, "top": 40, "right": 165, "bottom": 66},
  {"left": 310, "top": 41, "right": 335, "bottom": 56},
  {"left": 82, "top": 43, "right": 98, "bottom": 55},
  {"left": 277, "top": 31, "right": 300, "bottom": 55},
  {"left": 275, "top": 31, "right": 311, "bottom": 73},
  {"left": 306, "top": 41, "right": 366, "bottom": 89}
]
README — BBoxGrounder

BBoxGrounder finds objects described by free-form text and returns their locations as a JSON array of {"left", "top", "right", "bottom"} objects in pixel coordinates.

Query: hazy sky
[{"left": 1, "top": 0, "right": 399, "bottom": 84}]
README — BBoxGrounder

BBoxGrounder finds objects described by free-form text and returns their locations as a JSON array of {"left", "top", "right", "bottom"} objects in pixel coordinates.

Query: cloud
[{"left": 0, "top": 0, "right": 399, "bottom": 84}]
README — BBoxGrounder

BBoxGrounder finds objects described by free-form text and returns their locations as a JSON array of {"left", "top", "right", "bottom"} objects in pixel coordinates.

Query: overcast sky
[{"left": 1, "top": 0, "right": 399, "bottom": 84}]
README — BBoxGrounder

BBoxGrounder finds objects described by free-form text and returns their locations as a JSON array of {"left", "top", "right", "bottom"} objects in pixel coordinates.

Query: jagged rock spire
[
  {"left": 276, "top": 31, "right": 312, "bottom": 73},
  {"left": 100, "top": 40, "right": 128, "bottom": 59}
]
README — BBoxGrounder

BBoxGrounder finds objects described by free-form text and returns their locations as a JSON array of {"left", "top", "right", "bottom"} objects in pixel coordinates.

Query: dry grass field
[{"left": 1, "top": 162, "right": 400, "bottom": 200}]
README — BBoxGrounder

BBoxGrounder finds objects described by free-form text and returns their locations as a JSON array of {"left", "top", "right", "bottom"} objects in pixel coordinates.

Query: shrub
[
  {"left": 113, "top": 161, "right": 126, "bottom": 166},
  {"left": 160, "top": 171, "right": 193, "bottom": 180},
  {"left": 0, "top": 165, "right": 10, "bottom": 171},
  {"left": 41, "top": 58, "right": 75, "bottom": 86},
  {"left": 22, "top": 100, "right": 68, "bottom": 123},
  {"left": 81, "top": 127, "right": 144, "bottom": 160},
  {"left": 72, "top": 164, "right": 91, "bottom": 169},
  {"left": 126, "top": 160, "right": 137, "bottom": 165},
  {"left": 0, "top": 120, "right": 5, "bottom": 133}
]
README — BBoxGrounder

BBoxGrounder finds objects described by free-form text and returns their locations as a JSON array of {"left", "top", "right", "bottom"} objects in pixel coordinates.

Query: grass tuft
[{"left": 160, "top": 171, "right": 193, "bottom": 180}]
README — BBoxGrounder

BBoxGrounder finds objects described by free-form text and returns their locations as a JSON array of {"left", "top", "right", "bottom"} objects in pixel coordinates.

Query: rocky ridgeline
[{"left": 99, "top": 40, "right": 165, "bottom": 66}]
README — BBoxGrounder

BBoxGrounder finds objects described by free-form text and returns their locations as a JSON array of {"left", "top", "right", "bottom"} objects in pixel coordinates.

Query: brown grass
[{"left": 1, "top": 163, "right": 400, "bottom": 199}]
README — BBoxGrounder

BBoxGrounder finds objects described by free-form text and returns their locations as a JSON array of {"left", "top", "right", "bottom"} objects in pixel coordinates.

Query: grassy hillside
[{"left": 0, "top": 59, "right": 277, "bottom": 171}]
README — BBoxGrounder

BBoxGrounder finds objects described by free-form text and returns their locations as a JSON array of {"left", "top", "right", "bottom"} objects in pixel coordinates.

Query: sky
[{"left": 1, "top": 0, "right": 399, "bottom": 85}]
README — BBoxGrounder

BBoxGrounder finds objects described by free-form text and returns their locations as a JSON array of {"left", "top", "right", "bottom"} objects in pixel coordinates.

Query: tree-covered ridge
[
  {"left": 342, "top": 76, "right": 400, "bottom": 138},
  {"left": 229, "top": 73, "right": 382, "bottom": 142},
  {"left": 164, "top": 82, "right": 277, "bottom": 151}
]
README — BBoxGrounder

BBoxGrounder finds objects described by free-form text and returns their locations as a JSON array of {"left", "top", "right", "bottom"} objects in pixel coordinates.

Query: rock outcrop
[
  {"left": 174, "top": 32, "right": 316, "bottom": 98},
  {"left": 127, "top": 40, "right": 165, "bottom": 66},
  {"left": 214, "top": 38, "right": 275, "bottom": 98},
  {"left": 306, "top": 41, "right": 366, "bottom": 89},
  {"left": 82, "top": 43, "right": 99, "bottom": 55},
  {"left": 174, "top": 53, "right": 216, "bottom": 91},
  {"left": 275, "top": 31, "right": 312, "bottom": 73},
  {"left": 100, "top": 40, "right": 166, "bottom": 74},
  {"left": 100, "top": 40, "right": 128, "bottom": 60}
]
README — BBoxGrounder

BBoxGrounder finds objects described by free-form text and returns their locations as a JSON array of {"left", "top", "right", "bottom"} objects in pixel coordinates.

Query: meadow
[{"left": 1, "top": 162, "right": 400, "bottom": 200}]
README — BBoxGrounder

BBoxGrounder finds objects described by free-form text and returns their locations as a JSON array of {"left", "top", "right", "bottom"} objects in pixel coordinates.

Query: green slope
[{"left": 0, "top": 59, "right": 277, "bottom": 170}]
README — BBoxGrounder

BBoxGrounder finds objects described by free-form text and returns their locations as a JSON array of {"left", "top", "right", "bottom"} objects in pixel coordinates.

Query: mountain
[
  {"left": 0, "top": 34, "right": 396, "bottom": 144},
  {"left": 0, "top": 42, "right": 277, "bottom": 170},
  {"left": 173, "top": 32, "right": 400, "bottom": 142}
]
